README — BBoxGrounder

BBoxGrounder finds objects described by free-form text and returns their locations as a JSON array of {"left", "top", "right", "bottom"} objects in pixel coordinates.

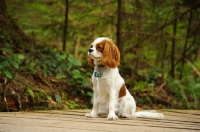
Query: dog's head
[{"left": 87, "top": 37, "right": 120, "bottom": 68}]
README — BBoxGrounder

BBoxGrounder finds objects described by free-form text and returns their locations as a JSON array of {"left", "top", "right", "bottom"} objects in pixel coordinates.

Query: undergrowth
[
  {"left": 0, "top": 42, "right": 92, "bottom": 111},
  {"left": 128, "top": 66, "right": 200, "bottom": 110},
  {"left": 167, "top": 64, "right": 200, "bottom": 109}
]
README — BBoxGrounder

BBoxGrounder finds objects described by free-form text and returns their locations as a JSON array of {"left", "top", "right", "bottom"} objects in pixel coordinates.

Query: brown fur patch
[
  {"left": 118, "top": 84, "right": 126, "bottom": 98},
  {"left": 87, "top": 57, "right": 94, "bottom": 67},
  {"left": 100, "top": 40, "right": 120, "bottom": 68}
]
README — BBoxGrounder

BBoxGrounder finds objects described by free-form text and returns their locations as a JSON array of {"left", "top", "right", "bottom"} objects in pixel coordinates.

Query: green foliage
[
  {"left": 132, "top": 80, "right": 154, "bottom": 106},
  {"left": 167, "top": 64, "right": 200, "bottom": 109},
  {"left": 0, "top": 38, "right": 92, "bottom": 110},
  {"left": 86, "top": 91, "right": 93, "bottom": 98},
  {"left": 53, "top": 91, "right": 83, "bottom": 109},
  {"left": 66, "top": 100, "right": 80, "bottom": 109},
  {"left": 55, "top": 93, "right": 62, "bottom": 103},
  {"left": 68, "top": 54, "right": 82, "bottom": 66},
  {"left": 20, "top": 45, "right": 91, "bottom": 88},
  {"left": 25, "top": 87, "right": 35, "bottom": 100},
  {"left": 0, "top": 44, "right": 24, "bottom": 79},
  {"left": 25, "top": 87, "right": 48, "bottom": 103},
  {"left": 28, "top": 46, "right": 91, "bottom": 109}
]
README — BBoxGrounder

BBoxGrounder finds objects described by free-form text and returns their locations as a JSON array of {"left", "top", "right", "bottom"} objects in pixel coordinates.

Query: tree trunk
[
  {"left": 170, "top": 4, "right": 178, "bottom": 78},
  {"left": 0, "top": 0, "right": 32, "bottom": 48},
  {"left": 197, "top": 47, "right": 200, "bottom": 61},
  {"left": 116, "top": 0, "right": 122, "bottom": 58},
  {"left": 0, "top": 0, "right": 7, "bottom": 45},
  {"left": 62, "top": 0, "right": 69, "bottom": 52},
  {"left": 179, "top": 1, "right": 194, "bottom": 79},
  {"left": 0, "top": 0, "right": 7, "bottom": 14},
  {"left": 131, "top": 0, "right": 142, "bottom": 76}
]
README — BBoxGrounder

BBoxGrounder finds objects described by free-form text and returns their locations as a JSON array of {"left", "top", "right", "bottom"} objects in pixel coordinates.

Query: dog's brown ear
[
  {"left": 101, "top": 40, "right": 120, "bottom": 68},
  {"left": 88, "top": 57, "right": 95, "bottom": 67}
]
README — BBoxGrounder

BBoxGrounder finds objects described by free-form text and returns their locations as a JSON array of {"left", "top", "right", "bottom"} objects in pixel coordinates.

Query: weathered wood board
[{"left": 0, "top": 109, "right": 199, "bottom": 132}]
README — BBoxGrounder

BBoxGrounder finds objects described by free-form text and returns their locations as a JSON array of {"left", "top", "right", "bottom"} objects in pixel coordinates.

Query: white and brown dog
[{"left": 85, "top": 37, "right": 164, "bottom": 120}]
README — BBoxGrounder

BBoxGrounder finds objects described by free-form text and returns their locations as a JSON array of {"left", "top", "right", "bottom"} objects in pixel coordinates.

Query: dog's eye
[
  {"left": 90, "top": 45, "right": 93, "bottom": 48},
  {"left": 96, "top": 45, "right": 103, "bottom": 52},
  {"left": 96, "top": 46, "right": 100, "bottom": 49}
]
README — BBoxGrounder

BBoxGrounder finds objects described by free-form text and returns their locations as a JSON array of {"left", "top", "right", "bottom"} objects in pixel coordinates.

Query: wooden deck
[{"left": 0, "top": 109, "right": 200, "bottom": 132}]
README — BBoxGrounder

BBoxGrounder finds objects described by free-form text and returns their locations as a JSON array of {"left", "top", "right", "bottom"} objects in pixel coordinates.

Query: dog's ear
[
  {"left": 101, "top": 40, "right": 120, "bottom": 68},
  {"left": 88, "top": 57, "right": 95, "bottom": 67}
]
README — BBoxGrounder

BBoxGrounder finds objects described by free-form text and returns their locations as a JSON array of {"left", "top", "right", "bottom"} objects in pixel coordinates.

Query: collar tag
[{"left": 94, "top": 71, "right": 103, "bottom": 78}]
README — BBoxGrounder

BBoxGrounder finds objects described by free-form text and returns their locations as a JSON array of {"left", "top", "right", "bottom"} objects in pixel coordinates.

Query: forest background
[{"left": 0, "top": 0, "right": 200, "bottom": 112}]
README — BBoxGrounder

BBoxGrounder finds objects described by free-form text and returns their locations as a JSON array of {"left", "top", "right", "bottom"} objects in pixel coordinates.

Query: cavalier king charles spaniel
[{"left": 85, "top": 37, "right": 164, "bottom": 120}]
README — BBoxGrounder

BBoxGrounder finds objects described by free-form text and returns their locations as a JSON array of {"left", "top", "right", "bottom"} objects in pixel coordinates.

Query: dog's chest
[
  {"left": 92, "top": 75, "right": 115, "bottom": 97},
  {"left": 92, "top": 77, "right": 109, "bottom": 91},
  {"left": 91, "top": 67, "right": 121, "bottom": 93}
]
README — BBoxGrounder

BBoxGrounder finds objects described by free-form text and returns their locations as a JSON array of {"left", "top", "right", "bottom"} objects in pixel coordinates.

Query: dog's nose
[{"left": 88, "top": 49, "right": 94, "bottom": 53}]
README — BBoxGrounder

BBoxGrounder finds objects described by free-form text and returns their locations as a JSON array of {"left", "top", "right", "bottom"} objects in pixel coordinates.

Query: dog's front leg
[
  {"left": 85, "top": 82, "right": 99, "bottom": 118},
  {"left": 107, "top": 88, "right": 118, "bottom": 120}
]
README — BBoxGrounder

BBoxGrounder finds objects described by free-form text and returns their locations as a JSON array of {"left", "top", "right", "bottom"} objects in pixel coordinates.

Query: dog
[{"left": 85, "top": 37, "right": 164, "bottom": 120}]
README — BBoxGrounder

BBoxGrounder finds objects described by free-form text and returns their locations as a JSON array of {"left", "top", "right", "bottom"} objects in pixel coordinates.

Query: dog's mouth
[{"left": 88, "top": 54, "right": 101, "bottom": 60}]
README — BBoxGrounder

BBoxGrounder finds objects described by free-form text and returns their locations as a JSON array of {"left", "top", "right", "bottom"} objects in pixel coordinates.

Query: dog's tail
[{"left": 135, "top": 110, "right": 164, "bottom": 118}]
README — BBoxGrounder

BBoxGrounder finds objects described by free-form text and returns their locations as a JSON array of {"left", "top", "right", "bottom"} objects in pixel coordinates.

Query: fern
[
  {"left": 25, "top": 88, "right": 48, "bottom": 104},
  {"left": 25, "top": 87, "right": 35, "bottom": 99}
]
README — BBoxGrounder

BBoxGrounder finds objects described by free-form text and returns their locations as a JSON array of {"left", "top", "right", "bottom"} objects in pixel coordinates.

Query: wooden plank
[
  {"left": 0, "top": 110, "right": 199, "bottom": 132},
  {"left": 1, "top": 113, "right": 198, "bottom": 130}
]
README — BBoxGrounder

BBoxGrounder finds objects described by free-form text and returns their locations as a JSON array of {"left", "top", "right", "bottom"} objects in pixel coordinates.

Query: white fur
[{"left": 86, "top": 37, "right": 164, "bottom": 120}]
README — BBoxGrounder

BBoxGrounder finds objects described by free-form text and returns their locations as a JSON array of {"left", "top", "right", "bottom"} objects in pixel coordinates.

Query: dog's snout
[{"left": 88, "top": 49, "right": 94, "bottom": 53}]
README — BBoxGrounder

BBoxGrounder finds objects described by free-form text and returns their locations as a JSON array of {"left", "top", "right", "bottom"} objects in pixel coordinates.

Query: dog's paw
[
  {"left": 85, "top": 113, "right": 98, "bottom": 118},
  {"left": 107, "top": 113, "right": 118, "bottom": 120}
]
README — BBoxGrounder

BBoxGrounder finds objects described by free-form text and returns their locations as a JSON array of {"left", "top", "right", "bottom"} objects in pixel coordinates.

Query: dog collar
[
  {"left": 97, "top": 64, "right": 105, "bottom": 68},
  {"left": 94, "top": 64, "right": 107, "bottom": 78}
]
